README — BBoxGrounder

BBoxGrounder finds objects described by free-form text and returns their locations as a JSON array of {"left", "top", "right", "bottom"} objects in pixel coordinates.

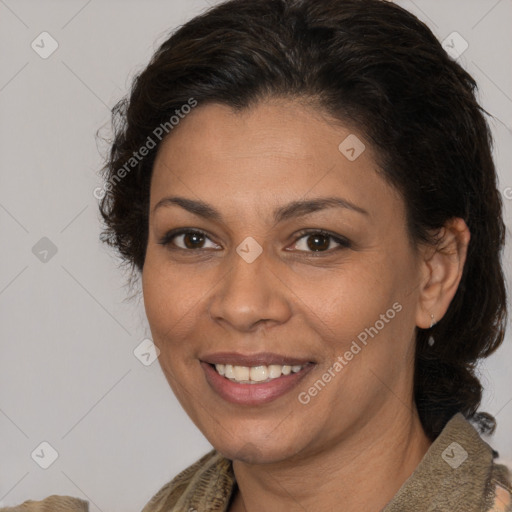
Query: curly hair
[{"left": 98, "top": 0, "right": 508, "bottom": 439}]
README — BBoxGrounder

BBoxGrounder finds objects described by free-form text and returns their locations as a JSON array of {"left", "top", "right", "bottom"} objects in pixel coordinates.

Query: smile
[{"left": 200, "top": 356, "right": 315, "bottom": 405}]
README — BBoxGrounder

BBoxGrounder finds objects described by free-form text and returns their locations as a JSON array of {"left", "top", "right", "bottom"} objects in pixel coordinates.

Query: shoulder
[
  {"left": 488, "top": 463, "right": 512, "bottom": 511},
  {"left": 141, "top": 449, "right": 235, "bottom": 512},
  {"left": 0, "top": 451, "right": 234, "bottom": 512},
  {"left": 0, "top": 495, "right": 89, "bottom": 511},
  {"left": 384, "top": 413, "right": 512, "bottom": 511}
]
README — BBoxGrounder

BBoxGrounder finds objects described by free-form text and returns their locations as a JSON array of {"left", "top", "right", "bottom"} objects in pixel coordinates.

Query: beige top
[{"left": 2, "top": 413, "right": 511, "bottom": 511}]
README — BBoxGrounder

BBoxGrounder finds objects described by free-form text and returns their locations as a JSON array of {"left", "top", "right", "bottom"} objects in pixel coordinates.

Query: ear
[{"left": 415, "top": 217, "right": 471, "bottom": 329}]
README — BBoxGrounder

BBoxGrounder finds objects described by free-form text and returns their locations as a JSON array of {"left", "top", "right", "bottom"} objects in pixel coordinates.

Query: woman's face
[{"left": 142, "top": 98, "right": 427, "bottom": 464}]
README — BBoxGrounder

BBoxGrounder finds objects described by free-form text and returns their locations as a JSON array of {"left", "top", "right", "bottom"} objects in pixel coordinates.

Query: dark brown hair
[{"left": 98, "top": 0, "right": 508, "bottom": 439}]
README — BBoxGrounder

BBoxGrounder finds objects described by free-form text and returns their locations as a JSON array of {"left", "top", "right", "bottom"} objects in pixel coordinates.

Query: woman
[{"left": 5, "top": 0, "right": 510, "bottom": 510}]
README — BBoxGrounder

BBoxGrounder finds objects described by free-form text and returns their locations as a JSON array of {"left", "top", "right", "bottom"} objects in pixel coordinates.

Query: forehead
[{"left": 150, "top": 99, "right": 402, "bottom": 222}]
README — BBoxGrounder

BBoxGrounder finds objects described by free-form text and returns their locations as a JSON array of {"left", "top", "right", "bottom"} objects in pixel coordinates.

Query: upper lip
[{"left": 200, "top": 352, "right": 314, "bottom": 367}]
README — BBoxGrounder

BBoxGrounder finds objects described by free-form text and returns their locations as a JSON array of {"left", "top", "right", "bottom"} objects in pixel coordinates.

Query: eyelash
[{"left": 158, "top": 228, "right": 351, "bottom": 254}]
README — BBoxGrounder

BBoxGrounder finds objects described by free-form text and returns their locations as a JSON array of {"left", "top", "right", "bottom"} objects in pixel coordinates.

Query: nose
[{"left": 208, "top": 245, "right": 292, "bottom": 332}]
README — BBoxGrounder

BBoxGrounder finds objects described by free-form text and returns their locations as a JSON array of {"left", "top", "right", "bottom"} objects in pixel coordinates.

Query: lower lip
[{"left": 201, "top": 362, "right": 314, "bottom": 406}]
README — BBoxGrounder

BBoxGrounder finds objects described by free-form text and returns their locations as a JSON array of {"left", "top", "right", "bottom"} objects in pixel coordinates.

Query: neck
[{"left": 229, "top": 406, "right": 432, "bottom": 512}]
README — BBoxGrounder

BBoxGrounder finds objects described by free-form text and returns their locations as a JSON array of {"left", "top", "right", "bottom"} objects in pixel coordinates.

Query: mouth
[{"left": 200, "top": 352, "right": 315, "bottom": 405}]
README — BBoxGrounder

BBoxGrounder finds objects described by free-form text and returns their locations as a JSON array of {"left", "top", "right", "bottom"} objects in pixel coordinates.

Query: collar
[{"left": 382, "top": 413, "right": 496, "bottom": 511}]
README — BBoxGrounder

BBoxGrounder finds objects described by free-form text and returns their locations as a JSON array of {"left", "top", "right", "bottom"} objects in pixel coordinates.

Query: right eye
[{"left": 158, "top": 229, "right": 221, "bottom": 251}]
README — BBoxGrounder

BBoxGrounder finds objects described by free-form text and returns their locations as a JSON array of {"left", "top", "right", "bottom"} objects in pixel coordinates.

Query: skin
[{"left": 142, "top": 98, "right": 470, "bottom": 511}]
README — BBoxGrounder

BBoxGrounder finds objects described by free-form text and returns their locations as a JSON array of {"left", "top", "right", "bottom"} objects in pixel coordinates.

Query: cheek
[
  {"left": 142, "top": 257, "right": 198, "bottom": 345},
  {"left": 298, "top": 252, "right": 414, "bottom": 368},
  {"left": 297, "top": 260, "right": 392, "bottom": 330}
]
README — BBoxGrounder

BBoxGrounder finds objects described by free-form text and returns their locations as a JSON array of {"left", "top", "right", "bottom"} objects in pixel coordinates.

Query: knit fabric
[
  {"left": 2, "top": 414, "right": 510, "bottom": 511},
  {"left": 0, "top": 495, "right": 89, "bottom": 512}
]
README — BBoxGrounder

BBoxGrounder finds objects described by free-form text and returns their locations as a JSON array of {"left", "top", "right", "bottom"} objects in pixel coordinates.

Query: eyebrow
[{"left": 152, "top": 195, "right": 369, "bottom": 223}]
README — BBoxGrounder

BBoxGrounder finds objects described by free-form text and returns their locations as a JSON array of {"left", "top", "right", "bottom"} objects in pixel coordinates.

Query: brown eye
[
  {"left": 306, "top": 233, "right": 330, "bottom": 251},
  {"left": 159, "top": 230, "right": 221, "bottom": 250},
  {"left": 183, "top": 232, "right": 206, "bottom": 249},
  {"left": 292, "top": 231, "right": 350, "bottom": 253}
]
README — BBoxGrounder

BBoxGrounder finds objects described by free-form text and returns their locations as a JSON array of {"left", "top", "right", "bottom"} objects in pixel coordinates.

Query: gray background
[{"left": 0, "top": 1, "right": 511, "bottom": 510}]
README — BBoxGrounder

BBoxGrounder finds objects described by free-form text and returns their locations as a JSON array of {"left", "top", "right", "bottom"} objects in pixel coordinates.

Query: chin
[
  {"left": 219, "top": 444, "right": 291, "bottom": 465},
  {"left": 210, "top": 428, "right": 308, "bottom": 465}
]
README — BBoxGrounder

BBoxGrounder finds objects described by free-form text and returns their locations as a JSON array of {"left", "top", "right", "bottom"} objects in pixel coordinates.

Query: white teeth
[
  {"left": 214, "top": 363, "right": 306, "bottom": 383},
  {"left": 225, "top": 364, "right": 235, "bottom": 379},
  {"left": 249, "top": 366, "right": 268, "bottom": 382},
  {"left": 234, "top": 365, "right": 250, "bottom": 381},
  {"left": 281, "top": 365, "right": 291, "bottom": 375},
  {"left": 268, "top": 364, "right": 282, "bottom": 378}
]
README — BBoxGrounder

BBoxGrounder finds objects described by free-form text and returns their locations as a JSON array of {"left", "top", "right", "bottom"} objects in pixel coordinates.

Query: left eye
[{"left": 291, "top": 231, "right": 350, "bottom": 252}]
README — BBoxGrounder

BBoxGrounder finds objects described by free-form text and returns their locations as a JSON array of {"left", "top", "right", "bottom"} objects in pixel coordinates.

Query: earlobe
[{"left": 414, "top": 218, "right": 471, "bottom": 329}]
